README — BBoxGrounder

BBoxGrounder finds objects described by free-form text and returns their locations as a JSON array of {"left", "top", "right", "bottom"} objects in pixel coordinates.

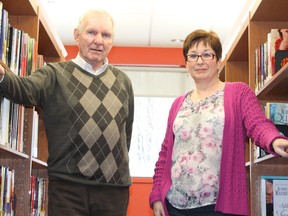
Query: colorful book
[
  {"left": 268, "top": 29, "right": 281, "bottom": 76},
  {"left": 265, "top": 103, "right": 288, "bottom": 137},
  {"left": 266, "top": 103, "right": 288, "bottom": 125},
  {"left": 274, "top": 29, "right": 288, "bottom": 73}
]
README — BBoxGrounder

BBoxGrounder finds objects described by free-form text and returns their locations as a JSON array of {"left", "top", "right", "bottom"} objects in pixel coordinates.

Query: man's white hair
[{"left": 76, "top": 9, "right": 114, "bottom": 34}]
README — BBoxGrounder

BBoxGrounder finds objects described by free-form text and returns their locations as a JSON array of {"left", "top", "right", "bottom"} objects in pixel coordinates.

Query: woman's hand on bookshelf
[
  {"left": 0, "top": 65, "right": 5, "bottom": 80},
  {"left": 272, "top": 138, "right": 288, "bottom": 157}
]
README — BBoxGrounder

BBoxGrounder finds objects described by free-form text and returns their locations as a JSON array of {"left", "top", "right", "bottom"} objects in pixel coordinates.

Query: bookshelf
[
  {"left": 221, "top": 0, "right": 288, "bottom": 215},
  {"left": 0, "top": 0, "right": 65, "bottom": 215}
]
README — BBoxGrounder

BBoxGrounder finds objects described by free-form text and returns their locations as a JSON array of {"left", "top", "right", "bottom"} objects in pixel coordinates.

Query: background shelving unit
[
  {"left": 222, "top": 0, "right": 288, "bottom": 215},
  {"left": 0, "top": 0, "right": 65, "bottom": 215}
]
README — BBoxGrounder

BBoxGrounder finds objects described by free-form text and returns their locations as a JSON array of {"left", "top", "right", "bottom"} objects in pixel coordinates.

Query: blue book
[{"left": 267, "top": 103, "right": 288, "bottom": 125}]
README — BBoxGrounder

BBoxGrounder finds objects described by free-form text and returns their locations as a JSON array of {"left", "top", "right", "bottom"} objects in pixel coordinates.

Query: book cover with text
[
  {"left": 266, "top": 103, "right": 288, "bottom": 125},
  {"left": 260, "top": 176, "right": 288, "bottom": 216}
]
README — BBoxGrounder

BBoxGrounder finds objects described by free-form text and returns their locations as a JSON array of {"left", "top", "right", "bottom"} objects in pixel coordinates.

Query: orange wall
[
  {"left": 64, "top": 45, "right": 180, "bottom": 216},
  {"left": 127, "top": 178, "right": 154, "bottom": 216},
  {"left": 65, "top": 45, "right": 185, "bottom": 66}
]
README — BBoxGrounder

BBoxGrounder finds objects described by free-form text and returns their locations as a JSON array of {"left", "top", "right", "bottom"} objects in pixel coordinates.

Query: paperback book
[{"left": 260, "top": 176, "right": 288, "bottom": 216}]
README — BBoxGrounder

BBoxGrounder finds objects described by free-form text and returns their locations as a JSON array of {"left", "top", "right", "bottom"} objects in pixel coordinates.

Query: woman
[{"left": 149, "top": 29, "right": 288, "bottom": 216}]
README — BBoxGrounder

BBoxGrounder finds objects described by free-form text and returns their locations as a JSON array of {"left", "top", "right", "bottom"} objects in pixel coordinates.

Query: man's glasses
[{"left": 186, "top": 52, "right": 215, "bottom": 62}]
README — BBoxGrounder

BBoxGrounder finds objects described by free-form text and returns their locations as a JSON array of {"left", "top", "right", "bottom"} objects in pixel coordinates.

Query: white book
[
  {"left": 273, "top": 179, "right": 288, "bottom": 216},
  {"left": 17, "top": 105, "right": 25, "bottom": 152},
  {"left": 31, "top": 110, "right": 39, "bottom": 158},
  {"left": 260, "top": 176, "right": 288, "bottom": 216},
  {"left": 0, "top": 98, "right": 11, "bottom": 145},
  {"left": 269, "top": 29, "right": 282, "bottom": 75}
]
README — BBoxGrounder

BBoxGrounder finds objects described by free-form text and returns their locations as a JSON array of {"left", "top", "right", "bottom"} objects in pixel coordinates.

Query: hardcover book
[
  {"left": 267, "top": 29, "right": 280, "bottom": 76},
  {"left": 266, "top": 103, "right": 288, "bottom": 125},
  {"left": 265, "top": 103, "right": 288, "bottom": 137},
  {"left": 260, "top": 176, "right": 288, "bottom": 216}
]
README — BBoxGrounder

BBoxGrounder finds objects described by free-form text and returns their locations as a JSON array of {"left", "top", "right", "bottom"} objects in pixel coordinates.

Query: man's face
[{"left": 74, "top": 14, "right": 113, "bottom": 70}]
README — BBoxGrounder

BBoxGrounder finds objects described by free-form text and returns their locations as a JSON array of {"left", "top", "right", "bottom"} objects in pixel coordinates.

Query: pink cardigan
[{"left": 149, "top": 82, "right": 283, "bottom": 216}]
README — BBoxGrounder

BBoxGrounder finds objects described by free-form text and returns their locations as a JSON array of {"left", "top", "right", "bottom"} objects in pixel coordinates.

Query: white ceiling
[{"left": 39, "top": 0, "right": 253, "bottom": 55}]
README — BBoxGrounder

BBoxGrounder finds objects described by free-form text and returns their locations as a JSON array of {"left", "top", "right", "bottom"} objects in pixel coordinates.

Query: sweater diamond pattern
[{"left": 66, "top": 68, "right": 128, "bottom": 184}]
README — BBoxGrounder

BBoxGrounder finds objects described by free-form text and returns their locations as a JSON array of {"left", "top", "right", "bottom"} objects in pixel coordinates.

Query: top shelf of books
[{"left": 1, "top": 0, "right": 66, "bottom": 61}]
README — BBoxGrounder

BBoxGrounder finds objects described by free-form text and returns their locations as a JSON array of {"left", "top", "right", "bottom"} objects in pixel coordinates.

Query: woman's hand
[
  {"left": 272, "top": 138, "right": 288, "bottom": 157},
  {"left": 0, "top": 65, "right": 5, "bottom": 79},
  {"left": 153, "top": 200, "right": 165, "bottom": 216}
]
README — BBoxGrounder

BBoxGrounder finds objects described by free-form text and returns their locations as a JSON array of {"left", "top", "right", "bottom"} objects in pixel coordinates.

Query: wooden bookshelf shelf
[
  {"left": 38, "top": 9, "right": 67, "bottom": 62},
  {"left": 256, "top": 64, "right": 288, "bottom": 102},
  {"left": 254, "top": 154, "right": 288, "bottom": 165},
  {"left": 0, "top": 144, "right": 29, "bottom": 159},
  {"left": 226, "top": 21, "right": 249, "bottom": 61},
  {"left": 32, "top": 157, "right": 48, "bottom": 168}
]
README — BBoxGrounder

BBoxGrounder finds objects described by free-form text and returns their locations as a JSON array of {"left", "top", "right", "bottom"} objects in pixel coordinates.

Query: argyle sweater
[{"left": 0, "top": 61, "right": 134, "bottom": 186}]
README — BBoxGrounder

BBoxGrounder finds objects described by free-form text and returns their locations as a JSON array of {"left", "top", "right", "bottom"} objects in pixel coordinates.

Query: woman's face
[{"left": 185, "top": 41, "right": 221, "bottom": 84}]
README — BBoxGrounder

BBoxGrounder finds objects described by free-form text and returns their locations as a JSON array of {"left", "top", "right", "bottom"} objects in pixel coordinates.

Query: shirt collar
[{"left": 72, "top": 53, "right": 108, "bottom": 75}]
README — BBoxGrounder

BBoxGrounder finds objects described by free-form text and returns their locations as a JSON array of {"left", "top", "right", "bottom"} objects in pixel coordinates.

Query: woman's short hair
[{"left": 183, "top": 29, "right": 222, "bottom": 61}]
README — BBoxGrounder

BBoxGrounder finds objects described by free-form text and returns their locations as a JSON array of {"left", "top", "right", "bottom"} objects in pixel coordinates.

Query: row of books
[
  {"left": 0, "top": 103, "right": 40, "bottom": 154},
  {"left": 0, "top": 166, "right": 15, "bottom": 216},
  {"left": 0, "top": 2, "right": 41, "bottom": 77},
  {"left": 0, "top": 1, "right": 48, "bottom": 215},
  {"left": 1, "top": 167, "right": 47, "bottom": 216},
  {"left": 254, "top": 102, "right": 288, "bottom": 159},
  {"left": 255, "top": 29, "right": 288, "bottom": 93},
  {"left": 0, "top": 1, "right": 44, "bottom": 153},
  {"left": 30, "top": 176, "right": 46, "bottom": 216},
  {"left": 260, "top": 176, "right": 288, "bottom": 216}
]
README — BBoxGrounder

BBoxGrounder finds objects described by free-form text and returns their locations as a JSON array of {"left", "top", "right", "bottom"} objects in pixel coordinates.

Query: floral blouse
[{"left": 166, "top": 89, "right": 225, "bottom": 209}]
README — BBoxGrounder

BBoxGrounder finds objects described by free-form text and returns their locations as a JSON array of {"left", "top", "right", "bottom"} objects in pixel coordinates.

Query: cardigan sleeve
[{"left": 237, "top": 82, "right": 284, "bottom": 154}]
